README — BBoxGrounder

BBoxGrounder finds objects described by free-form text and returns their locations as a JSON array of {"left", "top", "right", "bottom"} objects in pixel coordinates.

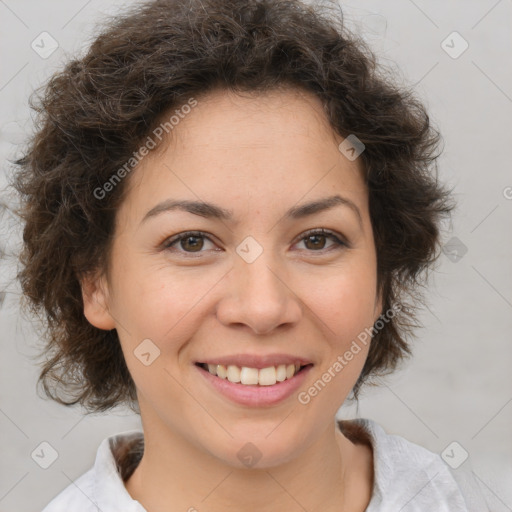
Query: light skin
[{"left": 81, "top": 87, "right": 382, "bottom": 512}]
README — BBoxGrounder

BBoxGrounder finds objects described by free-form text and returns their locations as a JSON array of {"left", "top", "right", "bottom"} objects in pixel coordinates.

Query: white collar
[{"left": 52, "top": 418, "right": 474, "bottom": 511}]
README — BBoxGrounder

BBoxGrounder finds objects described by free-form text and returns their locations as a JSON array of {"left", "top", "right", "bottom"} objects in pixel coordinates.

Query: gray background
[{"left": 0, "top": 1, "right": 511, "bottom": 510}]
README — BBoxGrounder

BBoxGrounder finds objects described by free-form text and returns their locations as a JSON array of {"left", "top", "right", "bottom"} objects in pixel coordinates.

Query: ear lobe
[{"left": 80, "top": 270, "right": 116, "bottom": 331}]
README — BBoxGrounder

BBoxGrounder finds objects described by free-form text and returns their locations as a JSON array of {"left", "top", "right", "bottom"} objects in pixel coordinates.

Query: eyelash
[{"left": 161, "top": 228, "right": 348, "bottom": 257}]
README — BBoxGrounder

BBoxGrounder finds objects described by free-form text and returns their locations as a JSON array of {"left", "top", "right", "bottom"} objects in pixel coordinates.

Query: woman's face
[{"left": 83, "top": 87, "right": 382, "bottom": 467}]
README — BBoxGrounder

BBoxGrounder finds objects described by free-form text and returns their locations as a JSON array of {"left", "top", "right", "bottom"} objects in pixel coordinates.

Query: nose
[{"left": 215, "top": 250, "right": 303, "bottom": 335}]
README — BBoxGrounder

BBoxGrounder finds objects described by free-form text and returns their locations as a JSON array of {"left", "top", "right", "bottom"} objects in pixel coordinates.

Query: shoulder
[
  {"left": 338, "top": 418, "right": 490, "bottom": 512},
  {"left": 41, "top": 430, "right": 145, "bottom": 512},
  {"left": 41, "top": 468, "right": 97, "bottom": 511}
]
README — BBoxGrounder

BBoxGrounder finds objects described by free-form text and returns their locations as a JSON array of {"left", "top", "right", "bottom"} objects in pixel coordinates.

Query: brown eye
[
  {"left": 163, "top": 231, "right": 216, "bottom": 254},
  {"left": 304, "top": 233, "right": 328, "bottom": 250},
  {"left": 296, "top": 229, "right": 346, "bottom": 252},
  {"left": 180, "top": 235, "right": 204, "bottom": 252}
]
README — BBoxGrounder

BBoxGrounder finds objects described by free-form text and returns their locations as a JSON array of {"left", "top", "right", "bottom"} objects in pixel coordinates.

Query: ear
[{"left": 80, "top": 270, "right": 116, "bottom": 331}]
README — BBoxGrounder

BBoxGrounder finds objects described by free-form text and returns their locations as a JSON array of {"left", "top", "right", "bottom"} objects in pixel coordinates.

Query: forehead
[
  {"left": 171, "top": 87, "right": 341, "bottom": 151},
  {"left": 120, "top": 87, "right": 367, "bottom": 224}
]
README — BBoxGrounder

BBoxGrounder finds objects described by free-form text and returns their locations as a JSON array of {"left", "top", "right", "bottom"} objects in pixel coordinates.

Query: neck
[{"left": 124, "top": 415, "right": 373, "bottom": 512}]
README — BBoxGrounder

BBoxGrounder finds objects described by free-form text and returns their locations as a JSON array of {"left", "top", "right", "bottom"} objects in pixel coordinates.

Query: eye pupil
[
  {"left": 182, "top": 236, "right": 203, "bottom": 252},
  {"left": 305, "top": 234, "right": 326, "bottom": 250}
]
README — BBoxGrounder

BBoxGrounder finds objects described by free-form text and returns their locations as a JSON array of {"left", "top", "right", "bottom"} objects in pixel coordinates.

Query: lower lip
[{"left": 195, "top": 364, "right": 313, "bottom": 407}]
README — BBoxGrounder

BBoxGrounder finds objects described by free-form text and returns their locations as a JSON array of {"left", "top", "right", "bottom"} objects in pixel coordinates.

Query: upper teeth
[{"left": 205, "top": 363, "right": 301, "bottom": 386}]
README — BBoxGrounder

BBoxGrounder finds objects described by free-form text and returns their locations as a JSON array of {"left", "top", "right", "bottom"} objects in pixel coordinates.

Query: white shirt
[{"left": 41, "top": 418, "right": 490, "bottom": 511}]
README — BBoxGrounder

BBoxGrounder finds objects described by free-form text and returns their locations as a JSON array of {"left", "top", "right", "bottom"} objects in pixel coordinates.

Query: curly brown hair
[{"left": 10, "top": 0, "right": 453, "bottom": 413}]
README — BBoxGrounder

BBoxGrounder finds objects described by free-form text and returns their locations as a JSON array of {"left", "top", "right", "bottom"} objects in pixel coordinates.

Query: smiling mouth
[{"left": 195, "top": 362, "right": 312, "bottom": 386}]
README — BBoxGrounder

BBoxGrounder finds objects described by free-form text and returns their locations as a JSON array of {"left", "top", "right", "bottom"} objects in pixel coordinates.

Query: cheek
[
  {"left": 304, "top": 263, "right": 378, "bottom": 344},
  {"left": 301, "top": 271, "right": 376, "bottom": 408},
  {"left": 110, "top": 268, "right": 201, "bottom": 403},
  {"left": 110, "top": 257, "right": 225, "bottom": 351}
]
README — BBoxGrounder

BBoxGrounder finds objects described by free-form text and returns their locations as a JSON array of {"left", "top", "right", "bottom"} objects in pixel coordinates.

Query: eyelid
[
  {"left": 294, "top": 228, "right": 349, "bottom": 247},
  {"left": 161, "top": 230, "right": 218, "bottom": 251}
]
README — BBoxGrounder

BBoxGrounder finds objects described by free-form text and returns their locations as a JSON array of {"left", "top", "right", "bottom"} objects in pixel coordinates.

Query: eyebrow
[{"left": 140, "top": 194, "right": 362, "bottom": 228}]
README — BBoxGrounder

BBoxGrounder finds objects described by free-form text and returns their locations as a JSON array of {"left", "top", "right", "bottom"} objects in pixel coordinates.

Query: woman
[{"left": 12, "top": 0, "right": 490, "bottom": 510}]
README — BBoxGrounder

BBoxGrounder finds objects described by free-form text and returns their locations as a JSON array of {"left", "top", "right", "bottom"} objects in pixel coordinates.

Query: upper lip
[{"left": 196, "top": 353, "right": 313, "bottom": 369}]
